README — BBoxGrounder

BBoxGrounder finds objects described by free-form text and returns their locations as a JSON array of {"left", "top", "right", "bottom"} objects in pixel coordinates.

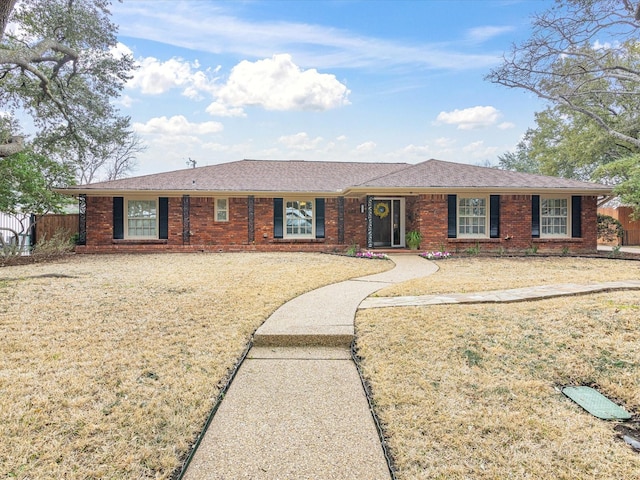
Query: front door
[{"left": 372, "top": 198, "right": 404, "bottom": 247}]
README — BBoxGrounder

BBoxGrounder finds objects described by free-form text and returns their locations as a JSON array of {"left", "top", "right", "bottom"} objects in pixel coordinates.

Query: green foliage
[
  {"left": 497, "top": 128, "right": 541, "bottom": 174},
  {"left": 594, "top": 156, "right": 640, "bottom": 218},
  {"left": 345, "top": 242, "right": 358, "bottom": 257},
  {"left": 1, "top": 0, "right": 140, "bottom": 180},
  {"left": 465, "top": 242, "right": 481, "bottom": 255},
  {"left": 405, "top": 230, "right": 422, "bottom": 249},
  {"left": 596, "top": 214, "right": 624, "bottom": 243},
  {"left": 499, "top": 106, "right": 634, "bottom": 181},
  {"left": 609, "top": 245, "right": 622, "bottom": 258},
  {"left": 0, "top": 150, "right": 74, "bottom": 215}
]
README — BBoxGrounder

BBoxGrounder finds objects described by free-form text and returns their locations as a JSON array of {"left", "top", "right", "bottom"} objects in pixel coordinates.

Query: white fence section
[{"left": 0, "top": 212, "right": 33, "bottom": 255}]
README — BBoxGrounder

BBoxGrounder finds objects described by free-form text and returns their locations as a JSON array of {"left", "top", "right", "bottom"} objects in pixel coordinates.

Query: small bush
[
  {"left": 597, "top": 214, "right": 623, "bottom": 243},
  {"left": 31, "top": 229, "right": 75, "bottom": 261}
]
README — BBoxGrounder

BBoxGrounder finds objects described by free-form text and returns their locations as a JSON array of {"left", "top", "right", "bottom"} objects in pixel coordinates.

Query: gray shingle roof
[
  {"left": 75, "top": 159, "right": 409, "bottom": 193},
  {"left": 355, "top": 159, "right": 612, "bottom": 191},
  {"left": 63, "top": 158, "right": 612, "bottom": 194}
]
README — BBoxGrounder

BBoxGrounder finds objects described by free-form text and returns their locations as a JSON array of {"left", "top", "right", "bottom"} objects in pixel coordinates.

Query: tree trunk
[{"left": 0, "top": 0, "right": 17, "bottom": 39}]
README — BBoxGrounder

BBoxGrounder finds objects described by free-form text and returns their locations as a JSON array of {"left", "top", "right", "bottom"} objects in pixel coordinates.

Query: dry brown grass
[
  {"left": 0, "top": 252, "right": 389, "bottom": 479},
  {"left": 375, "top": 256, "right": 640, "bottom": 296},
  {"left": 356, "top": 257, "right": 640, "bottom": 479}
]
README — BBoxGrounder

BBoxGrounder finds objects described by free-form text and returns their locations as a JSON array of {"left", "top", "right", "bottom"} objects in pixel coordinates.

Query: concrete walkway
[
  {"left": 182, "top": 255, "right": 438, "bottom": 480},
  {"left": 359, "top": 280, "right": 640, "bottom": 309},
  {"left": 181, "top": 255, "right": 640, "bottom": 479}
]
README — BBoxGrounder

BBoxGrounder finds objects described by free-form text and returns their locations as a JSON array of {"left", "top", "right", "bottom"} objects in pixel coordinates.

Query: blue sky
[{"left": 110, "top": 0, "right": 554, "bottom": 176}]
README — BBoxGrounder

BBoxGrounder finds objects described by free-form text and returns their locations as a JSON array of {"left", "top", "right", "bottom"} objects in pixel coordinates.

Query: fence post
[{"left": 30, "top": 214, "right": 37, "bottom": 250}]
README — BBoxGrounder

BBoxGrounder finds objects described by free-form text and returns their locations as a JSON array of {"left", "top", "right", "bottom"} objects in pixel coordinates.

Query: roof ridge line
[{"left": 352, "top": 159, "right": 430, "bottom": 186}]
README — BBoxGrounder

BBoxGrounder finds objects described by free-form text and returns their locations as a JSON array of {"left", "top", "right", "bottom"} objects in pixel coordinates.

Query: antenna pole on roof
[{"left": 186, "top": 157, "right": 197, "bottom": 168}]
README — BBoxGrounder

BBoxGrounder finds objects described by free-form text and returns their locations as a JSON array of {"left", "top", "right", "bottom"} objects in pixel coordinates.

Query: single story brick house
[{"left": 58, "top": 158, "right": 613, "bottom": 254}]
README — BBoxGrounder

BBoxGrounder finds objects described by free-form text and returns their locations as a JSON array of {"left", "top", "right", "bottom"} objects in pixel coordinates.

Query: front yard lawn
[
  {"left": 356, "top": 257, "right": 640, "bottom": 479},
  {"left": 0, "top": 253, "right": 389, "bottom": 479}
]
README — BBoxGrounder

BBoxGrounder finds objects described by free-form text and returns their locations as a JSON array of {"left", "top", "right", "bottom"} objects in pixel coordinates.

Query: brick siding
[{"left": 77, "top": 194, "right": 599, "bottom": 254}]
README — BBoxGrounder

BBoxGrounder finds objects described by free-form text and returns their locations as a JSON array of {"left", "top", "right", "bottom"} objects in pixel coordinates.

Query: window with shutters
[
  {"left": 285, "top": 199, "right": 314, "bottom": 238},
  {"left": 126, "top": 199, "right": 157, "bottom": 238},
  {"left": 540, "top": 197, "right": 568, "bottom": 237},
  {"left": 215, "top": 198, "right": 228, "bottom": 222},
  {"left": 458, "top": 197, "right": 488, "bottom": 237}
]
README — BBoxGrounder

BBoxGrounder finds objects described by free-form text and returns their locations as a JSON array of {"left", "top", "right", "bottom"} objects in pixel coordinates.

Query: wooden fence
[
  {"left": 599, "top": 207, "right": 640, "bottom": 246},
  {"left": 34, "top": 214, "right": 79, "bottom": 244}
]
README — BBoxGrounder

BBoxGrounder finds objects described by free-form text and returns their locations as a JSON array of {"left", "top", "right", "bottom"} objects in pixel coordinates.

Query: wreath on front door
[{"left": 374, "top": 202, "right": 390, "bottom": 219}]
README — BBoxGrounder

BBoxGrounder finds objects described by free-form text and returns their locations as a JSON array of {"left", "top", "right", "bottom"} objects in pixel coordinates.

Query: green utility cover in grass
[{"left": 562, "top": 386, "right": 632, "bottom": 420}]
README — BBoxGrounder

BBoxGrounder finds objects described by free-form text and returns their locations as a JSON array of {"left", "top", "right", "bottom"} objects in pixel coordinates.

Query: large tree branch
[
  {"left": 0, "top": 135, "right": 23, "bottom": 157},
  {"left": 0, "top": 0, "right": 17, "bottom": 39}
]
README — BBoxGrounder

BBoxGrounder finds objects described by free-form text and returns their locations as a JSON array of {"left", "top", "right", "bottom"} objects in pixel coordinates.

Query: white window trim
[
  {"left": 215, "top": 198, "right": 229, "bottom": 222},
  {"left": 540, "top": 196, "right": 570, "bottom": 238},
  {"left": 125, "top": 197, "right": 159, "bottom": 239},
  {"left": 457, "top": 195, "right": 489, "bottom": 239},
  {"left": 284, "top": 198, "right": 315, "bottom": 239}
]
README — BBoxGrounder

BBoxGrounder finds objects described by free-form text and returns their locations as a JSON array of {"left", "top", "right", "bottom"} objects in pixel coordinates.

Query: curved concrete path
[
  {"left": 253, "top": 254, "right": 439, "bottom": 347},
  {"left": 182, "top": 255, "right": 437, "bottom": 480},
  {"left": 359, "top": 280, "right": 640, "bottom": 309}
]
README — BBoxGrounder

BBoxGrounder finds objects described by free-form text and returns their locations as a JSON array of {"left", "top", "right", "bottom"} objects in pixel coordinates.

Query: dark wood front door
[{"left": 372, "top": 200, "right": 392, "bottom": 247}]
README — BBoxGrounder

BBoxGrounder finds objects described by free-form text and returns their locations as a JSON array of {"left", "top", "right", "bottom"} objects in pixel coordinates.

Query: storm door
[{"left": 371, "top": 198, "right": 404, "bottom": 247}]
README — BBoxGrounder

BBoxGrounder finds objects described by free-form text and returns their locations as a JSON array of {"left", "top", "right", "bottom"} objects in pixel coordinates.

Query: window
[
  {"left": 541, "top": 197, "right": 568, "bottom": 237},
  {"left": 215, "top": 198, "right": 228, "bottom": 222},
  {"left": 458, "top": 197, "right": 487, "bottom": 237},
  {"left": 285, "top": 199, "right": 314, "bottom": 237},
  {"left": 127, "top": 199, "right": 157, "bottom": 238}
]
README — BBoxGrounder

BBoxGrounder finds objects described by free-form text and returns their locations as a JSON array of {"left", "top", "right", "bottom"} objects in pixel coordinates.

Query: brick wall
[
  {"left": 77, "top": 194, "right": 599, "bottom": 254},
  {"left": 412, "top": 194, "right": 597, "bottom": 254}
]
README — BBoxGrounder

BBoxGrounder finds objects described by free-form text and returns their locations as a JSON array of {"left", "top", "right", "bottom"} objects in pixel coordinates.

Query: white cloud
[
  {"left": 277, "top": 132, "right": 324, "bottom": 151},
  {"left": 402, "top": 144, "right": 432, "bottom": 155},
  {"left": 113, "top": 2, "right": 500, "bottom": 71},
  {"left": 463, "top": 140, "right": 499, "bottom": 158},
  {"left": 593, "top": 39, "right": 620, "bottom": 50},
  {"left": 117, "top": 94, "right": 135, "bottom": 108},
  {"left": 111, "top": 42, "right": 134, "bottom": 59},
  {"left": 355, "top": 141, "right": 377, "bottom": 153},
  {"left": 436, "top": 106, "right": 501, "bottom": 130},
  {"left": 435, "top": 137, "right": 456, "bottom": 148},
  {"left": 207, "top": 54, "right": 350, "bottom": 116},
  {"left": 128, "top": 56, "right": 219, "bottom": 96},
  {"left": 205, "top": 102, "right": 247, "bottom": 117},
  {"left": 336, "top": 135, "right": 348, "bottom": 142},
  {"left": 133, "top": 115, "right": 223, "bottom": 135},
  {"left": 466, "top": 26, "right": 515, "bottom": 43}
]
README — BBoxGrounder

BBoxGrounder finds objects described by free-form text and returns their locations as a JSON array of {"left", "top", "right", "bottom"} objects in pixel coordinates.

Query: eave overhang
[{"left": 56, "top": 184, "right": 614, "bottom": 198}]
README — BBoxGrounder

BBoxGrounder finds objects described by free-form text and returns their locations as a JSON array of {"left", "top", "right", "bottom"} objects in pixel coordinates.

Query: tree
[
  {"left": 594, "top": 154, "right": 640, "bottom": 216},
  {"left": 487, "top": 0, "right": 640, "bottom": 150},
  {"left": 498, "top": 106, "right": 633, "bottom": 179},
  {"left": 0, "top": 0, "right": 137, "bottom": 167},
  {"left": 70, "top": 128, "right": 145, "bottom": 184},
  {"left": 497, "top": 128, "right": 541, "bottom": 174},
  {"left": 0, "top": 150, "right": 74, "bottom": 215}
]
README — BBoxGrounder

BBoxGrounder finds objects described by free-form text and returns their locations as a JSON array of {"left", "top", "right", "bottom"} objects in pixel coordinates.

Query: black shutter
[
  {"left": 315, "top": 198, "right": 325, "bottom": 238},
  {"left": 490, "top": 195, "right": 500, "bottom": 238},
  {"left": 273, "top": 198, "right": 283, "bottom": 238},
  {"left": 531, "top": 195, "right": 540, "bottom": 238},
  {"left": 159, "top": 197, "right": 169, "bottom": 240},
  {"left": 571, "top": 196, "right": 582, "bottom": 238},
  {"left": 447, "top": 195, "right": 457, "bottom": 238},
  {"left": 113, "top": 197, "right": 124, "bottom": 239}
]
